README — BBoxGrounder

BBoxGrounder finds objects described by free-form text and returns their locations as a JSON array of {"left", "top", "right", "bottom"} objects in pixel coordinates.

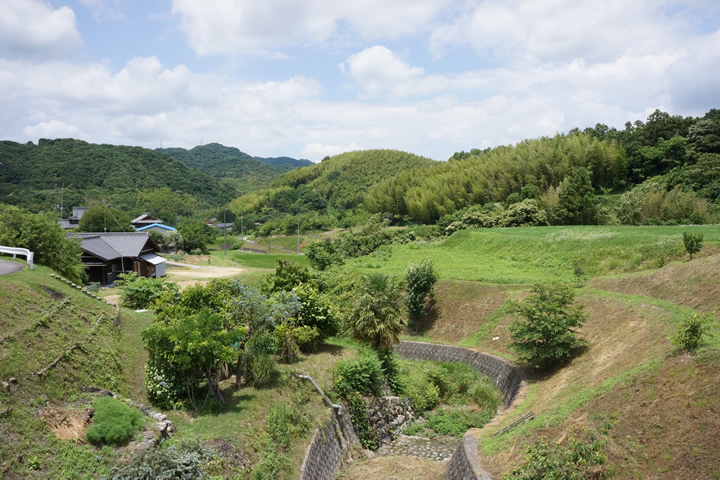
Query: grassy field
[
  {"left": 356, "top": 225, "right": 720, "bottom": 479},
  {"left": 351, "top": 225, "right": 720, "bottom": 283}
]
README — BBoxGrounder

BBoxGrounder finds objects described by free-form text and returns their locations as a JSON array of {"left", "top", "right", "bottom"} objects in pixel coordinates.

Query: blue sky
[{"left": 1, "top": 0, "right": 719, "bottom": 161}]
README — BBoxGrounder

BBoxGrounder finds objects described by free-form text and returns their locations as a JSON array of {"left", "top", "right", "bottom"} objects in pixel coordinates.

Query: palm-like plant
[{"left": 348, "top": 273, "right": 406, "bottom": 351}]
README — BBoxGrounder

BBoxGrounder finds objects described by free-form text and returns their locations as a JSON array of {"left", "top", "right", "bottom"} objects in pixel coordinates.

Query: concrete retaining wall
[
  {"left": 299, "top": 411, "right": 357, "bottom": 480},
  {"left": 395, "top": 340, "right": 527, "bottom": 480},
  {"left": 395, "top": 340, "right": 524, "bottom": 407}
]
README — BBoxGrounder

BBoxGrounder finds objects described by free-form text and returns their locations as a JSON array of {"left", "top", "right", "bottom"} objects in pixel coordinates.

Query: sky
[{"left": 0, "top": 0, "right": 719, "bottom": 162}]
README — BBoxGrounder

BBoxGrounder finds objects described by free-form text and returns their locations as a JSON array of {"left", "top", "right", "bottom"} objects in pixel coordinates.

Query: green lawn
[{"left": 350, "top": 225, "right": 720, "bottom": 283}]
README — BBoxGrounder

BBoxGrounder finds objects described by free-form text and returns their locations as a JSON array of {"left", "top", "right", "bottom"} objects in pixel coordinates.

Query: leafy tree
[
  {"left": 348, "top": 273, "right": 406, "bottom": 390},
  {"left": 0, "top": 204, "right": 84, "bottom": 282},
  {"left": 142, "top": 308, "right": 238, "bottom": 408},
  {"left": 177, "top": 218, "right": 216, "bottom": 253},
  {"left": 673, "top": 312, "right": 716, "bottom": 351},
  {"left": 556, "top": 168, "right": 597, "bottom": 225},
  {"left": 509, "top": 283, "right": 588, "bottom": 370},
  {"left": 305, "top": 238, "right": 344, "bottom": 270},
  {"left": 117, "top": 272, "right": 177, "bottom": 309},
  {"left": 77, "top": 205, "right": 133, "bottom": 232},
  {"left": 405, "top": 259, "right": 437, "bottom": 322},
  {"left": 260, "top": 258, "right": 315, "bottom": 293},
  {"left": 682, "top": 231, "right": 703, "bottom": 259}
]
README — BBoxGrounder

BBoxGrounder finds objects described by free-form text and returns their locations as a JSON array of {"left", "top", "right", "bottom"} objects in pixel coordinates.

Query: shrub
[
  {"left": 102, "top": 438, "right": 216, "bottom": 479},
  {"left": 333, "top": 355, "right": 384, "bottom": 398},
  {"left": 404, "top": 379, "right": 440, "bottom": 414},
  {"left": 424, "top": 408, "right": 494, "bottom": 438},
  {"left": 144, "top": 362, "right": 185, "bottom": 410},
  {"left": 505, "top": 432, "right": 609, "bottom": 479},
  {"left": 469, "top": 378, "right": 502, "bottom": 411},
  {"left": 405, "top": 259, "right": 438, "bottom": 321},
  {"left": 118, "top": 273, "right": 176, "bottom": 309},
  {"left": 509, "top": 283, "right": 588, "bottom": 370},
  {"left": 682, "top": 231, "right": 704, "bottom": 259},
  {"left": 243, "top": 333, "right": 277, "bottom": 387},
  {"left": 346, "top": 392, "right": 376, "bottom": 450},
  {"left": 674, "top": 311, "right": 716, "bottom": 350},
  {"left": 86, "top": 397, "right": 144, "bottom": 446}
]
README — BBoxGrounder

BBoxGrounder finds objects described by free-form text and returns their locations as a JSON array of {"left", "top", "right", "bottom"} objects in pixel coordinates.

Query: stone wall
[
  {"left": 445, "top": 431, "right": 492, "bottom": 480},
  {"left": 299, "top": 411, "right": 357, "bottom": 480},
  {"left": 395, "top": 340, "right": 525, "bottom": 407},
  {"left": 395, "top": 340, "right": 528, "bottom": 480},
  {"left": 368, "top": 396, "right": 413, "bottom": 447}
]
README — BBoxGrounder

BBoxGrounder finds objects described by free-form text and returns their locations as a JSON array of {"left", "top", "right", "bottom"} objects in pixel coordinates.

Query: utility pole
[
  {"left": 297, "top": 216, "right": 300, "bottom": 254},
  {"left": 240, "top": 213, "right": 244, "bottom": 239},
  {"left": 60, "top": 183, "right": 64, "bottom": 220},
  {"left": 223, "top": 209, "right": 227, "bottom": 258}
]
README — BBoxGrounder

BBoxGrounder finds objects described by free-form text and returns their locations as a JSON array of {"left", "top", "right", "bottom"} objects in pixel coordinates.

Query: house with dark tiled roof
[
  {"left": 73, "top": 232, "right": 165, "bottom": 286},
  {"left": 130, "top": 213, "right": 164, "bottom": 230},
  {"left": 59, "top": 206, "right": 90, "bottom": 229}
]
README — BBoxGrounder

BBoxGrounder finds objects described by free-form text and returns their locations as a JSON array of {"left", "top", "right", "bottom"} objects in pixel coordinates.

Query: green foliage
[
  {"left": 78, "top": 205, "right": 134, "bottom": 232},
  {"left": 346, "top": 391, "right": 376, "bottom": 450},
  {"left": 86, "top": 397, "right": 144, "bottom": 446},
  {"left": 243, "top": 332, "right": 277, "bottom": 387},
  {"left": 555, "top": 168, "right": 598, "bottom": 225},
  {"left": 404, "top": 376, "right": 440, "bottom": 414},
  {"left": 142, "top": 308, "right": 239, "bottom": 408},
  {"left": 673, "top": 312, "right": 716, "bottom": 351},
  {"left": 0, "top": 204, "right": 84, "bottom": 282},
  {"left": 177, "top": 218, "right": 217, "bottom": 253},
  {"left": 144, "top": 362, "right": 185, "bottom": 410},
  {"left": 294, "top": 283, "right": 339, "bottom": 343},
  {"left": 348, "top": 273, "right": 406, "bottom": 351},
  {"left": 333, "top": 354, "right": 384, "bottom": 398},
  {"left": 260, "top": 258, "right": 314, "bottom": 293},
  {"left": 118, "top": 273, "right": 176, "bottom": 309},
  {"left": 424, "top": 408, "right": 495, "bottom": 438},
  {"left": 266, "top": 403, "right": 291, "bottom": 450},
  {"left": 102, "top": 438, "right": 216, "bottom": 480},
  {"left": 273, "top": 322, "right": 300, "bottom": 363},
  {"left": 613, "top": 180, "right": 712, "bottom": 225},
  {"left": 0, "top": 139, "right": 234, "bottom": 215},
  {"left": 159, "top": 143, "right": 298, "bottom": 196},
  {"left": 505, "top": 431, "right": 610, "bottom": 480},
  {"left": 682, "top": 231, "right": 704, "bottom": 259},
  {"left": 509, "top": 283, "right": 588, "bottom": 370},
  {"left": 305, "top": 238, "right": 344, "bottom": 270},
  {"left": 405, "top": 259, "right": 437, "bottom": 321}
]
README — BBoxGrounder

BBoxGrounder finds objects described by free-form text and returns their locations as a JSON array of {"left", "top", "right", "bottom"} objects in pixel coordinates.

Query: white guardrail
[{"left": 0, "top": 246, "right": 34, "bottom": 269}]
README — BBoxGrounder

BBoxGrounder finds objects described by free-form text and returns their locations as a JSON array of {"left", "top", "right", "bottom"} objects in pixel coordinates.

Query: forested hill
[
  {"left": 0, "top": 138, "right": 235, "bottom": 213},
  {"left": 268, "top": 149, "right": 437, "bottom": 208},
  {"left": 254, "top": 156, "right": 313, "bottom": 169},
  {"left": 158, "top": 143, "right": 312, "bottom": 195}
]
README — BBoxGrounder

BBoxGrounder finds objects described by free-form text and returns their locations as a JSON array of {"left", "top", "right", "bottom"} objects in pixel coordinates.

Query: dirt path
[{"left": 165, "top": 265, "right": 245, "bottom": 280}]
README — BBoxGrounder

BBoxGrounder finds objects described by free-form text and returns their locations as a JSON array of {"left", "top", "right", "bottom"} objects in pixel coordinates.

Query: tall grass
[{"left": 350, "top": 225, "right": 720, "bottom": 283}]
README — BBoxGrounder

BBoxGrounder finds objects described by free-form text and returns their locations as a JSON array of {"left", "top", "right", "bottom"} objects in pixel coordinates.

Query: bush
[
  {"left": 86, "top": 397, "right": 144, "bottom": 446},
  {"left": 333, "top": 354, "right": 384, "bottom": 398},
  {"left": 682, "top": 231, "right": 704, "bottom": 259},
  {"left": 404, "top": 379, "right": 440, "bottom": 414},
  {"left": 144, "top": 362, "right": 184, "bottom": 410},
  {"left": 346, "top": 392, "right": 376, "bottom": 450},
  {"left": 424, "top": 408, "right": 494, "bottom": 438},
  {"left": 674, "top": 311, "right": 716, "bottom": 350},
  {"left": 509, "top": 283, "right": 588, "bottom": 370},
  {"left": 405, "top": 259, "right": 437, "bottom": 321},
  {"left": 102, "top": 438, "right": 216, "bottom": 479},
  {"left": 505, "top": 432, "right": 609, "bottom": 479},
  {"left": 118, "top": 272, "right": 176, "bottom": 309},
  {"left": 243, "top": 333, "right": 277, "bottom": 387}
]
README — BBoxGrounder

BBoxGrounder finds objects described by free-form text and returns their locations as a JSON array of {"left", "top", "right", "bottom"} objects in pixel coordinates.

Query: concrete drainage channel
[{"left": 298, "top": 340, "right": 528, "bottom": 480}]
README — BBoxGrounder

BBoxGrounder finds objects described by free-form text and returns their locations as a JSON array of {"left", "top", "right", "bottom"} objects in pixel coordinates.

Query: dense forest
[
  {"left": 226, "top": 108, "right": 720, "bottom": 234},
  {"left": 0, "top": 138, "right": 236, "bottom": 222},
  {"left": 158, "top": 143, "right": 311, "bottom": 195}
]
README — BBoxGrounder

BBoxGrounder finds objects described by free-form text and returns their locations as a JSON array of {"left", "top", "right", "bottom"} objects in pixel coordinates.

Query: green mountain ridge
[
  {"left": 0, "top": 138, "right": 234, "bottom": 215},
  {"left": 157, "top": 143, "right": 311, "bottom": 195}
]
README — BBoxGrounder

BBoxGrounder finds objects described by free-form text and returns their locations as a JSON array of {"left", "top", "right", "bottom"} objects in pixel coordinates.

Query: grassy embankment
[
  {"left": 340, "top": 225, "right": 720, "bottom": 479},
  {"left": 0, "top": 264, "right": 152, "bottom": 478}
]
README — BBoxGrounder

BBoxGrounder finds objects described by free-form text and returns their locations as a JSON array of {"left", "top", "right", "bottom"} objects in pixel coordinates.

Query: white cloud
[
  {"left": 429, "top": 0, "right": 706, "bottom": 65},
  {"left": 22, "top": 120, "right": 83, "bottom": 139},
  {"left": 170, "top": 0, "right": 455, "bottom": 56},
  {"left": 0, "top": 0, "right": 82, "bottom": 57},
  {"left": 302, "top": 142, "right": 363, "bottom": 160},
  {"left": 341, "top": 46, "right": 425, "bottom": 97}
]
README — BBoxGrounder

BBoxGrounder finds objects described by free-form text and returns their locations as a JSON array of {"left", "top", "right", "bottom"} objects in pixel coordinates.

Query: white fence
[{"left": 0, "top": 246, "right": 34, "bottom": 269}]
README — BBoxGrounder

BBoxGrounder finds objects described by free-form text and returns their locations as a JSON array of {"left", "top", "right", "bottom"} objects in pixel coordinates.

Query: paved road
[{"left": 0, "top": 259, "right": 24, "bottom": 275}]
